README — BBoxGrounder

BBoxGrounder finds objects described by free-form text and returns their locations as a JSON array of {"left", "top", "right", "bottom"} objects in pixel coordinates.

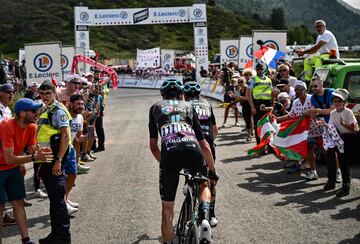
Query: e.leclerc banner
[
  {"left": 220, "top": 39, "right": 239, "bottom": 65},
  {"left": 238, "top": 36, "right": 253, "bottom": 69},
  {"left": 25, "top": 42, "right": 62, "bottom": 85},
  {"left": 61, "top": 46, "right": 75, "bottom": 77}
]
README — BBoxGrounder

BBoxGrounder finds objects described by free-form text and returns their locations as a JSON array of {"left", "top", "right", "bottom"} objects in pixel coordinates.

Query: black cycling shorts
[{"left": 159, "top": 149, "right": 208, "bottom": 202}]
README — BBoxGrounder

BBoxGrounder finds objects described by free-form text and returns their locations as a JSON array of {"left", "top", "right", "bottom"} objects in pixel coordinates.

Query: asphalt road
[{"left": 3, "top": 88, "right": 360, "bottom": 244}]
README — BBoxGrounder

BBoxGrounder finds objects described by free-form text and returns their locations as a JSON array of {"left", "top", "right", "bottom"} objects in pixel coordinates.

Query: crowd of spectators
[
  {"left": 0, "top": 62, "right": 108, "bottom": 243},
  {"left": 217, "top": 59, "right": 359, "bottom": 198}
]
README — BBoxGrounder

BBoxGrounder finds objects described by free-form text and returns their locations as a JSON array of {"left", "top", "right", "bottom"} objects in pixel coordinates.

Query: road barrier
[{"left": 113, "top": 75, "right": 225, "bottom": 102}]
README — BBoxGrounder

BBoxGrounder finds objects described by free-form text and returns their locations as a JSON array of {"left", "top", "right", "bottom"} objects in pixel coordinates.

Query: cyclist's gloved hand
[{"left": 207, "top": 170, "right": 219, "bottom": 180}]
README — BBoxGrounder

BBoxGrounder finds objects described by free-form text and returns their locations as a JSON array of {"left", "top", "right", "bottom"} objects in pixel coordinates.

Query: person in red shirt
[{"left": 0, "top": 98, "right": 52, "bottom": 244}]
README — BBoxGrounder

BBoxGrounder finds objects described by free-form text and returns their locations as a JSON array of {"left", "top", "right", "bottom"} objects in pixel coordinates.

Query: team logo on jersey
[
  {"left": 263, "top": 40, "right": 279, "bottom": 50},
  {"left": 34, "top": 53, "right": 53, "bottom": 72},
  {"left": 246, "top": 44, "right": 253, "bottom": 58},
  {"left": 161, "top": 106, "right": 174, "bottom": 115},
  {"left": 60, "top": 54, "right": 68, "bottom": 69},
  {"left": 226, "top": 45, "right": 238, "bottom": 58}
]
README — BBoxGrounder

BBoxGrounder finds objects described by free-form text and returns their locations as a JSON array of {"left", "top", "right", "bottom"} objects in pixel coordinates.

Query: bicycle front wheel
[
  {"left": 176, "top": 196, "right": 191, "bottom": 244},
  {"left": 186, "top": 224, "right": 199, "bottom": 244}
]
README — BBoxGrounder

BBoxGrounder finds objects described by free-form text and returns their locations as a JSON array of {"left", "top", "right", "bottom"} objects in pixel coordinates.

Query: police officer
[
  {"left": 37, "top": 80, "right": 72, "bottom": 244},
  {"left": 246, "top": 63, "right": 273, "bottom": 144}
]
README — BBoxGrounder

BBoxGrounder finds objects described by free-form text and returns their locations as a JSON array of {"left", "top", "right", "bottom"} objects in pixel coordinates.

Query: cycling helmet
[
  {"left": 183, "top": 81, "right": 201, "bottom": 96},
  {"left": 160, "top": 78, "right": 184, "bottom": 96}
]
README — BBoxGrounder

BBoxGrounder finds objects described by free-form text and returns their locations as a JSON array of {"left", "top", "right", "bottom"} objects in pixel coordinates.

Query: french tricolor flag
[{"left": 254, "top": 46, "right": 285, "bottom": 69}]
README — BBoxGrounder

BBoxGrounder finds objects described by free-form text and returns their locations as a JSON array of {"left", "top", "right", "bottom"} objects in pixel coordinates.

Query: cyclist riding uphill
[
  {"left": 183, "top": 81, "right": 219, "bottom": 227},
  {"left": 148, "top": 78, "right": 218, "bottom": 244}
]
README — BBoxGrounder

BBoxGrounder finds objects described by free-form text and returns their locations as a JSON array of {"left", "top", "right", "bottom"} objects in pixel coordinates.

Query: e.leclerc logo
[
  {"left": 34, "top": 53, "right": 53, "bottom": 72},
  {"left": 29, "top": 52, "right": 60, "bottom": 79},
  {"left": 246, "top": 44, "right": 253, "bottom": 58},
  {"left": 263, "top": 40, "right": 279, "bottom": 50},
  {"left": 226, "top": 45, "right": 238, "bottom": 58},
  {"left": 61, "top": 54, "right": 68, "bottom": 69},
  {"left": 80, "top": 12, "right": 89, "bottom": 21},
  {"left": 178, "top": 9, "right": 186, "bottom": 17},
  {"left": 193, "top": 8, "right": 202, "bottom": 18},
  {"left": 120, "top": 11, "right": 128, "bottom": 19}
]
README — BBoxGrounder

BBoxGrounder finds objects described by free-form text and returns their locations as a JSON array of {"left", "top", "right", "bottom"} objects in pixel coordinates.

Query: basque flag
[{"left": 254, "top": 45, "right": 285, "bottom": 69}]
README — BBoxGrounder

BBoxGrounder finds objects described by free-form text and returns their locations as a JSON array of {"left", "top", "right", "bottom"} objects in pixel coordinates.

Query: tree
[
  {"left": 287, "top": 25, "right": 314, "bottom": 45},
  {"left": 269, "top": 7, "right": 286, "bottom": 30},
  {"left": 208, "top": 0, "right": 216, "bottom": 6}
]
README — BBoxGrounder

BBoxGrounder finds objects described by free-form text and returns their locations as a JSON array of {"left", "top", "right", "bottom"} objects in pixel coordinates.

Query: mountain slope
[{"left": 216, "top": 0, "right": 360, "bottom": 46}]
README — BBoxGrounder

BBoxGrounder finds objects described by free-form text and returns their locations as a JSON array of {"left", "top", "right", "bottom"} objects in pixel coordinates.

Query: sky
[{"left": 342, "top": 0, "right": 360, "bottom": 9}]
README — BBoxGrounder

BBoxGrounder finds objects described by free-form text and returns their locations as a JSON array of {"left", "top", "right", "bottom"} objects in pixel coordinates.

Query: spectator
[
  {"left": 222, "top": 73, "right": 240, "bottom": 127},
  {"left": 0, "top": 83, "right": 14, "bottom": 121},
  {"left": 236, "top": 77, "right": 252, "bottom": 141},
  {"left": 0, "top": 98, "right": 51, "bottom": 244},
  {"left": 277, "top": 64, "right": 297, "bottom": 88},
  {"left": 296, "top": 20, "right": 339, "bottom": 82},
  {"left": 305, "top": 75, "right": 338, "bottom": 181},
  {"left": 200, "top": 66, "right": 208, "bottom": 78},
  {"left": 20, "top": 60, "right": 27, "bottom": 88},
  {"left": 24, "top": 82, "right": 40, "bottom": 101},
  {"left": 275, "top": 78, "right": 296, "bottom": 100},
  {"left": 0, "top": 61, "right": 7, "bottom": 85},
  {"left": 319, "top": 89, "right": 358, "bottom": 196}
]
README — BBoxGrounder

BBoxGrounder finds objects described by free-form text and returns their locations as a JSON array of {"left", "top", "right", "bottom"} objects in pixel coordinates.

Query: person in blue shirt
[{"left": 305, "top": 75, "right": 338, "bottom": 182}]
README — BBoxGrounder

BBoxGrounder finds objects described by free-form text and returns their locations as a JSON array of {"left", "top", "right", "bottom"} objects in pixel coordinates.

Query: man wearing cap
[
  {"left": 24, "top": 82, "right": 40, "bottom": 101},
  {"left": 319, "top": 88, "right": 358, "bottom": 196},
  {"left": 37, "top": 80, "right": 72, "bottom": 243},
  {"left": 0, "top": 62, "right": 7, "bottom": 85},
  {"left": 0, "top": 98, "right": 52, "bottom": 244},
  {"left": 296, "top": 20, "right": 339, "bottom": 82},
  {"left": 275, "top": 78, "right": 296, "bottom": 100},
  {"left": 85, "top": 72, "right": 94, "bottom": 84},
  {"left": 0, "top": 83, "right": 14, "bottom": 121},
  {"left": 246, "top": 62, "right": 273, "bottom": 144}
]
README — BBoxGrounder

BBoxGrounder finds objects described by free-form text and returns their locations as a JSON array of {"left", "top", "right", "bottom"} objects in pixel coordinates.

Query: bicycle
[{"left": 175, "top": 171, "right": 211, "bottom": 244}]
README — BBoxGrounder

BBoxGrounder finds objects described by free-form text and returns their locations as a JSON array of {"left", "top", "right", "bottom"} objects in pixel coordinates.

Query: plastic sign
[
  {"left": 220, "top": 39, "right": 239, "bottom": 65},
  {"left": 238, "top": 36, "right": 253, "bottom": 69},
  {"left": 25, "top": 42, "right": 62, "bottom": 85}
]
